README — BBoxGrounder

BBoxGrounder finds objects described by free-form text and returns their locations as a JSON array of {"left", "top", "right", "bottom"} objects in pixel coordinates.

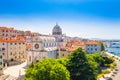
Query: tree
[
  {"left": 87, "top": 53, "right": 113, "bottom": 67},
  {"left": 99, "top": 41, "right": 105, "bottom": 51},
  {"left": 103, "top": 57, "right": 113, "bottom": 64},
  {"left": 86, "top": 54, "right": 99, "bottom": 69},
  {"left": 86, "top": 53, "right": 104, "bottom": 66},
  {"left": 25, "top": 58, "right": 70, "bottom": 80},
  {"left": 66, "top": 48, "right": 98, "bottom": 80},
  {"left": 56, "top": 58, "right": 69, "bottom": 66}
]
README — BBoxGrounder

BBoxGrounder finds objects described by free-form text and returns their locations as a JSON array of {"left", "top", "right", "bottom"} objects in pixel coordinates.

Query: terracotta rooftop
[
  {"left": 0, "top": 38, "right": 25, "bottom": 42},
  {"left": 86, "top": 41, "right": 100, "bottom": 45},
  {"left": 0, "top": 27, "right": 14, "bottom": 30}
]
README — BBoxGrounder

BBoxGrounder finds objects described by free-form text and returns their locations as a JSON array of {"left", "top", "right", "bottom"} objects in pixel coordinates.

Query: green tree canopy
[
  {"left": 99, "top": 41, "right": 105, "bottom": 51},
  {"left": 86, "top": 53, "right": 113, "bottom": 67},
  {"left": 66, "top": 48, "right": 98, "bottom": 80},
  {"left": 103, "top": 57, "right": 114, "bottom": 64},
  {"left": 25, "top": 58, "right": 70, "bottom": 80},
  {"left": 86, "top": 53, "right": 104, "bottom": 63},
  {"left": 56, "top": 58, "right": 69, "bottom": 66}
]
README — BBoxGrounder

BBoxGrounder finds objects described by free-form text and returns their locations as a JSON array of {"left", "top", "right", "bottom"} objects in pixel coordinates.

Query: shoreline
[
  {"left": 98, "top": 52, "right": 120, "bottom": 80},
  {"left": 105, "top": 52, "right": 120, "bottom": 60}
]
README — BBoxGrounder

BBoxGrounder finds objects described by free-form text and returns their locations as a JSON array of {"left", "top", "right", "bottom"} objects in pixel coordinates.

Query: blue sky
[{"left": 0, "top": 0, "right": 120, "bottom": 39}]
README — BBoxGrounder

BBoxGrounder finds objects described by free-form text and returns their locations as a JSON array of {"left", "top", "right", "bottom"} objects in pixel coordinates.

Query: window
[
  {"left": 0, "top": 62, "right": 2, "bottom": 65},
  {"left": 57, "top": 53, "right": 59, "bottom": 56},
  {"left": 44, "top": 43, "right": 46, "bottom": 47},
  {"left": 3, "top": 53, "right": 5, "bottom": 55},
  {"left": 2, "top": 43, "right": 4, "bottom": 45},
  {"left": 95, "top": 48, "right": 97, "bottom": 51},
  {"left": 2, "top": 48, "right": 5, "bottom": 51},
  {"left": 87, "top": 48, "right": 89, "bottom": 50},
  {"left": 87, "top": 45, "right": 89, "bottom": 46},
  {"left": 6, "top": 34, "right": 8, "bottom": 36},
  {"left": 11, "top": 58, "right": 14, "bottom": 61},
  {"left": 11, "top": 43, "right": 12, "bottom": 45},
  {"left": 15, "top": 43, "right": 17, "bottom": 45},
  {"left": 2, "top": 30, "right": 4, "bottom": 32},
  {"left": 94, "top": 45, "right": 97, "bottom": 47},
  {"left": 19, "top": 43, "right": 21, "bottom": 45},
  {"left": 11, "top": 52, "right": 12, "bottom": 55},
  {"left": 0, "top": 55, "right": 2, "bottom": 58},
  {"left": 91, "top": 48, "right": 93, "bottom": 51}
]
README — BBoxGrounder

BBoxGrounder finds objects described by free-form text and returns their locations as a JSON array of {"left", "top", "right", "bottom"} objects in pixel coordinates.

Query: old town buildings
[
  {"left": 0, "top": 27, "right": 26, "bottom": 69},
  {"left": 27, "top": 23, "right": 67, "bottom": 65},
  {"left": 0, "top": 24, "right": 102, "bottom": 67}
]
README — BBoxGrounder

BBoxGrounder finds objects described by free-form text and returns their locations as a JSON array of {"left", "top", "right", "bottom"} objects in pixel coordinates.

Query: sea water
[{"left": 106, "top": 47, "right": 120, "bottom": 57}]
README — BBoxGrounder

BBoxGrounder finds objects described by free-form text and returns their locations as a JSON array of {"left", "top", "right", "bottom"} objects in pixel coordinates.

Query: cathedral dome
[{"left": 52, "top": 23, "right": 62, "bottom": 35}]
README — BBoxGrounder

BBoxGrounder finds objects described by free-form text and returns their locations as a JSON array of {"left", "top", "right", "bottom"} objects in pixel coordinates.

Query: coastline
[
  {"left": 99, "top": 52, "right": 120, "bottom": 80},
  {"left": 105, "top": 52, "right": 120, "bottom": 60}
]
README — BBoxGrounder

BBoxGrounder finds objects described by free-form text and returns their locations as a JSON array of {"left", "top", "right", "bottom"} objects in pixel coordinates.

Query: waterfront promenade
[
  {"left": 105, "top": 52, "right": 120, "bottom": 80},
  {"left": 111, "top": 60, "right": 120, "bottom": 80}
]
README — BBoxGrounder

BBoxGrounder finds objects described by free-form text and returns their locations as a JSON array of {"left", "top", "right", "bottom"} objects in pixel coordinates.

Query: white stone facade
[
  {"left": 27, "top": 36, "right": 58, "bottom": 65},
  {"left": 0, "top": 41, "right": 26, "bottom": 64}
]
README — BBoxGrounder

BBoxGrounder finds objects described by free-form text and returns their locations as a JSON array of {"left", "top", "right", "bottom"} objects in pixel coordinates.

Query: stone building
[
  {"left": 0, "top": 38, "right": 26, "bottom": 66},
  {"left": 27, "top": 36, "right": 57, "bottom": 65},
  {"left": 85, "top": 41, "right": 101, "bottom": 54},
  {"left": 0, "top": 27, "right": 20, "bottom": 40}
]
